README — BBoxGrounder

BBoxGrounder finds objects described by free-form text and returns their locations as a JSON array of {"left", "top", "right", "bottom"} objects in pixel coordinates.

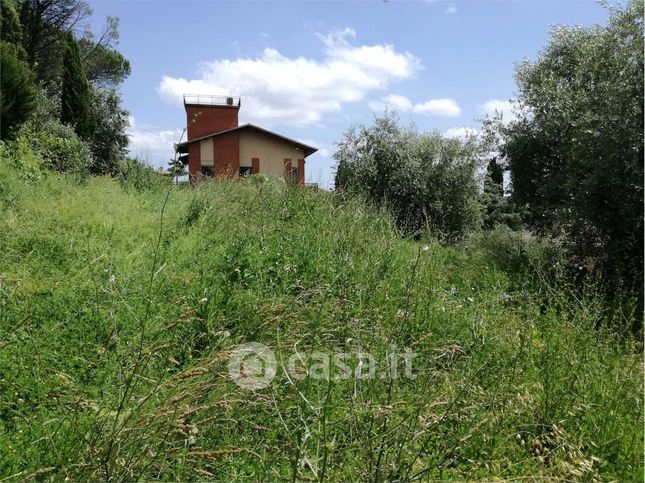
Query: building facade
[{"left": 177, "top": 95, "right": 316, "bottom": 185}]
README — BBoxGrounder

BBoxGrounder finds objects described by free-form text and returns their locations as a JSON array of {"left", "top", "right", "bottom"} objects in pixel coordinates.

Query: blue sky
[{"left": 87, "top": 0, "right": 609, "bottom": 188}]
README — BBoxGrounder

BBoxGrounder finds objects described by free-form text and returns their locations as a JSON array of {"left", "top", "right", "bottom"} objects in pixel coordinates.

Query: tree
[
  {"left": 480, "top": 158, "right": 522, "bottom": 230},
  {"left": 0, "top": 41, "right": 37, "bottom": 139},
  {"left": 87, "top": 86, "right": 128, "bottom": 174},
  {"left": 60, "top": 31, "right": 92, "bottom": 140},
  {"left": 18, "top": 0, "right": 92, "bottom": 82},
  {"left": 335, "top": 113, "right": 482, "bottom": 241},
  {"left": 498, "top": 0, "right": 643, "bottom": 288},
  {"left": 78, "top": 16, "right": 130, "bottom": 87},
  {"left": 1, "top": 0, "right": 23, "bottom": 45},
  {"left": 168, "top": 156, "right": 186, "bottom": 181}
]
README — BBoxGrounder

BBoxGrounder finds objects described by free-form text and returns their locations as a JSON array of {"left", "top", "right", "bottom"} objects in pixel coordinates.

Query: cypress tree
[
  {"left": 0, "top": 0, "right": 23, "bottom": 46},
  {"left": 484, "top": 158, "right": 504, "bottom": 198},
  {"left": 481, "top": 158, "right": 522, "bottom": 230},
  {"left": 0, "top": 0, "right": 36, "bottom": 139},
  {"left": 60, "top": 31, "right": 92, "bottom": 140},
  {"left": 0, "top": 41, "right": 37, "bottom": 139}
]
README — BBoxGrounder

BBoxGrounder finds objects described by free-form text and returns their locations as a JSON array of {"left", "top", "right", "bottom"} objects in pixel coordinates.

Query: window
[
  {"left": 201, "top": 166, "right": 213, "bottom": 177},
  {"left": 291, "top": 167, "right": 298, "bottom": 184},
  {"left": 239, "top": 166, "right": 252, "bottom": 177}
]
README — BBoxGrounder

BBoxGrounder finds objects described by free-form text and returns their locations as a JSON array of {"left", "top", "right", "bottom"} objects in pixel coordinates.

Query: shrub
[
  {"left": 118, "top": 158, "right": 170, "bottom": 192},
  {"left": 470, "top": 225, "right": 565, "bottom": 278},
  {"left": 0, "top": 136, "right": 46, "bottom": 185},
  {"left": 20, "top": 119, "right": 92, "bottom": 175}
]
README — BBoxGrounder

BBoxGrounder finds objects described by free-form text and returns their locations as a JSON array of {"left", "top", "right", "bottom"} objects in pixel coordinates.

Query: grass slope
[{"left": 0, "top": 163, "right": 642, "bottom": 481}]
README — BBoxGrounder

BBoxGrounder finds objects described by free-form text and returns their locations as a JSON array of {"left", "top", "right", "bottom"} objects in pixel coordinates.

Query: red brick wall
[
  {"left": 188, "top": 143, "right": 201, "bottom": 182},
  {"left": 251, "top": 158, "right": 259, "bottom": 174},
  {"left": 213, "top": 131, "right": 240, "bottom": 177},
  {"left": 186, "top": 105, "right": 239, "bottom": 141},
  {"left": 297, "top": 159, "right": 305, "bottom": 186}
]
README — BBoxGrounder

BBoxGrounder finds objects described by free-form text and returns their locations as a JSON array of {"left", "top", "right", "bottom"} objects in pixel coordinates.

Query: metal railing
[{"left": 183, "top": 94, "right": 240, "bottom": 107}]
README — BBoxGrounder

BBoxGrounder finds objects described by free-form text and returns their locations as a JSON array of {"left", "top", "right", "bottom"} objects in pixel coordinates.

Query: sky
[{"left": 86, "top": 0, "right": 610, "bottom": 188}]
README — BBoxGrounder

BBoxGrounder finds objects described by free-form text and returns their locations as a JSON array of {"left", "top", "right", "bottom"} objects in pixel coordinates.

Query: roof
[{"left": 176, "top": 124, "right": 318, "bottom": 158}]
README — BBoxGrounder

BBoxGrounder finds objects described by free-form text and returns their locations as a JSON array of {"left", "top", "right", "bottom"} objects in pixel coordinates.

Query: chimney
[{"left": 184, "top": 95, "right": 240, "bottom": 141}]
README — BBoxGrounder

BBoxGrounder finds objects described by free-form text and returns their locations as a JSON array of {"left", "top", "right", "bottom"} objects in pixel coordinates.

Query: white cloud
[
  {"left": 479, "top": 99, "right": 517, "bottom": 122},
  {"left": 444, "top": 3, "right": 457, "bottom": 14},
  {"left": 158, "top": 28, "right": 421, "bottom": 127},
  {"left": 368, "top": 94, "right": 413, "bottom": 112},
  {"left": 127, "top": 116, "right": 183, "bottom": 167},
  {"left": 369, "top": 94, "right": 461, "bottom": 117},
  {"left": 413, "top": 98, "right": 461, "bottom": 116},
  {"left": 443, "top": 126, "right": 479, "bottom": 139}
]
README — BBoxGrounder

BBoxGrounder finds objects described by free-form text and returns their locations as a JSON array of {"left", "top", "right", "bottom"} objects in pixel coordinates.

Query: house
[{"left": 176, "top": 95, "right": 317, "bottom": 185}]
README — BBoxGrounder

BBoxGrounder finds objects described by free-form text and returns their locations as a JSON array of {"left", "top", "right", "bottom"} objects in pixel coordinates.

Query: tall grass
[{"left": 0, "top": 163, "right": 642, "bottom": 481}]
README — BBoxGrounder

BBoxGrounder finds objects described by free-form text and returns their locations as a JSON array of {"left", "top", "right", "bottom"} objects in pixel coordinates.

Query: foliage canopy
[
  {"left": 335, "top": 114, "right": 482, "bottom": 241},
  {"left": 0, "top": 41, "right": 37, "bottom": 139},
  {"left": 498, "top": 0, "right": 644, "bottom": 288}
]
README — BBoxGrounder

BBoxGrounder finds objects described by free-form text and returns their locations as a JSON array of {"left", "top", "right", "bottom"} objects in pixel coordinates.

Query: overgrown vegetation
[
  {"left": 1, "top": 0, "right": 131, "bottom": 175},
  {"left": 0, "top": 150, "right": 642, "bottom": 480},
  {"left": 0, "top": 0, "right": 642, "bottom": 480},
  {"left": 337, "top": 2, "right": 643, "bottom": 330},
  {"left": 492, "top": 0, "right": 644, "bottom": 298}
]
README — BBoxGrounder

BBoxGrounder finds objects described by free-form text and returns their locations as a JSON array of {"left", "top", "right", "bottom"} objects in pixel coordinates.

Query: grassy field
[{"left": 0, "top": 160, "right": 642, "bottom": 481}]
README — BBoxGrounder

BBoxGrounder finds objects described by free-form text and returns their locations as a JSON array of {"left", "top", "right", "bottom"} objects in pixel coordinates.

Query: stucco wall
[{"left": 239, "top": 129, "right": 306, "bottom": 179}]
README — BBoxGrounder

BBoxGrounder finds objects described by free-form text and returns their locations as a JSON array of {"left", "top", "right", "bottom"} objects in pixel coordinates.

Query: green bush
[
  {"left": 118, "top": 158, "right": 170, "bottom": 192},
  {"left": 20, "top": 119, "right": 92, "bottom": 175},
  {"left": 0, "top": 136, "right": 47, "bottom": 185},
  {"left": 469, "top": 225, "right": 565, "bottom": 279}
]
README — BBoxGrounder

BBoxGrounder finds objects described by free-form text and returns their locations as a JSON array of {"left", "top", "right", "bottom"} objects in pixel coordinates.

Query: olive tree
[
  {"left": 335, "top": 113, "right": 482, "bottom": 242},
  {"left": 498, "top": 0, "right": 643, "bottom": 287}
]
